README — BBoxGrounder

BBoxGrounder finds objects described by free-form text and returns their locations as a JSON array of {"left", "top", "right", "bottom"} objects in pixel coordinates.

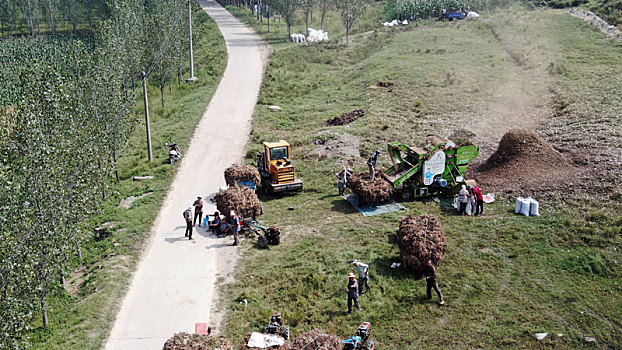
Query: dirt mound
[
  {"left": 374, "top": 81, "right": 393, "bottom": 88},
  {"left": 225, "top": 164, "right": 261, "bottom": 187},
  {"left": 163, "top": 332, "right": 234, "bottom": 350},
  {"left": 348, "top": 172, "right": 393, "bottom": 205},
  {"left": 326, "top": 109, "right": 365, "bottom": 126},
  {"left": 283, "top": 329, "right": 342, "bottom": 350},
  {"left": 474, "top": 129, "right": 575, "bottom": 191},
  {"left": 214, "top": 186, "right": 262, "bottom": 219},
  {"left": 397, "top": 215, "right": 446, "bottom": 272}
]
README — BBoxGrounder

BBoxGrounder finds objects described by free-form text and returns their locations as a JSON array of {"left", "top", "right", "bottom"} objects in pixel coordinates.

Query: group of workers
[
  {"left": 457, "top": 184, "right": 484, "bottom": 216},
  {"left": 346, "top": 258, "right": 444, "bottom": 313},
  {"left": 182, "top": 196, "right": 241, "bottom": 246}
]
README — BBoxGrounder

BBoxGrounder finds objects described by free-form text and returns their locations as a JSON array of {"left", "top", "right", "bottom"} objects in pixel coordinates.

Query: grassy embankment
[
  {"left": 221, "top": 4, "right": 622, "bottom": 349},
  {"left": 26, "top": 6, "right": 227, "bottom": 350}
]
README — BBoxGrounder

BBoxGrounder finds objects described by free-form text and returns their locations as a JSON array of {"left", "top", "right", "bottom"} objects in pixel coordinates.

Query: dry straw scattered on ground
[{"left": 163, "top": 332, "right": 234, "bottom": 350}]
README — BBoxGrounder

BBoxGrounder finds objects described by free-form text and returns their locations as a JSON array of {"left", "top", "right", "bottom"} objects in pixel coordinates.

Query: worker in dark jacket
[
  {"left": 346, "top": 273, "right": 361, "bottom": 313},
  {"left": 367, "top": 150, "right": 380, "bottom": 182},
  {"left": 183, "top": 207, "right": 193, "bottom": 240},
  {"left": 423, "top": 260, "right": 444, "bottom": 305}
]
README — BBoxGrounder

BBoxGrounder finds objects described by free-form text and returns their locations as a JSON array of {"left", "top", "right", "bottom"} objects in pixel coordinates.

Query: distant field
[{"left": 221, "top": 4, "right": 621, "bottom": 349}]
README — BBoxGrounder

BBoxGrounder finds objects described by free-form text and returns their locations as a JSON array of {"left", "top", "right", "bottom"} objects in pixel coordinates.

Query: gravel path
[{"left": 104, "top": 1, "right": 266, "bottom": 348}]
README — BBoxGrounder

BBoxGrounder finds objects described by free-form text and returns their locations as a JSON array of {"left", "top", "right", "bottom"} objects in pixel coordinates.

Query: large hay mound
[
  {"left": 397, "top": 215, "right": 446, "bottom": 272},
  {"left": 348, "top": 172, "right": 393, "bottom": 205},
  {"left": 283, "top": 329, "right": 342, "bottom": 350},
  {"left": 326, "top": 109, "right": 365, "bottom": 126},
  {"left": 163, "top": 332, "right": 234, "bottom": 350},
  {"left": 474, "top": 129, "right": 575, "bottom": 191},
  {"left": 224, "top": 165, "right": 261, "bottom": 187},
  {"left": 214, "top": 186, "right": 262, "bottom": 219}
]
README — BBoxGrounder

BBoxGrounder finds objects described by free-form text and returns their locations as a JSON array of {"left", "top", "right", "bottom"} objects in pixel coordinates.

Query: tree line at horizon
[{"left": 0, "top": 0, "right": 193, "bottom": 347}]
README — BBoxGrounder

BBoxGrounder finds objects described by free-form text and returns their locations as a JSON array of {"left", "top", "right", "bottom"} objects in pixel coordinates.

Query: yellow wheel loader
[{"left": 256, "top": 140, "right": 303, "bottom": 195}]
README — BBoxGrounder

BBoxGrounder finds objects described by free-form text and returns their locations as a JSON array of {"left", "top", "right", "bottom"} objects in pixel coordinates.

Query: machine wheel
[
  {"left": 401, "top": 190, "right": 414, "bottom": 202},
  {"left": 366, "top": 340, "right": 375, "bottom": 350},
  {"left": 258, "top": 234, "right": 268, "bottom": 249},
  {"left": 269, "top": 234, "right": 280, "bottom": 245},
  {"left": 262, "top": 181, "right": 273, "bottom": 195},
  {"left": 282, "top": 325, "right": 290, "bottom": 340}
]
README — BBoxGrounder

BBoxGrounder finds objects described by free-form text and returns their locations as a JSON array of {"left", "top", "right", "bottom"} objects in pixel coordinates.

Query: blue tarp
[{"left": 345, "top": 195, "right": 406, "bottom": 217}]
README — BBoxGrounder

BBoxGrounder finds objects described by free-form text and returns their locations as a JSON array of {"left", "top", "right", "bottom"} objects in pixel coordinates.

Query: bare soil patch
[
  {"left": 326, "top": 109, "right": 365, "bottom": 126},
  {"left": 374, "top": 81, "right": 394, "bottom": 88},
  {"left": 310, "top": 132, "right": 360, "bottom": 165}
]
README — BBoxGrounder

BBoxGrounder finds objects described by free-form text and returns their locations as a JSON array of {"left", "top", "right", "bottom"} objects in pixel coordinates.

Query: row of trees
[
  {"left": 223, "top": 0, "right": 366, "bottom": 44},
  {"left": 0, "top": 0, "right": 191, "bottom": 347},
  {"left": 0, "top": 0, "right": 109, "bottom": 37}
]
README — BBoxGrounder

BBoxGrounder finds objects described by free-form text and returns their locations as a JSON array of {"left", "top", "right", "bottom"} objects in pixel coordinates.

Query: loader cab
[{"left": 256, "top": 140, "right": 303, "bottom": 194}]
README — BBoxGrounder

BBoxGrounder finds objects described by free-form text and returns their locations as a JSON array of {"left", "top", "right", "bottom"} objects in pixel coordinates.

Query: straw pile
[
  {"left": 397, "top": 215, "right": 446, "bottom": 271},
  {"left": 163, "top": 332, "right": 234, "bottom": 350},
  {"left": 224, "top": 165, "right": 261, "bottom": 187},
  {"left": 348, "top": 172, "right": 393, "bottom": 205},
  {"left": 283, "top": 329, "right": 342, "bottom": 350},
  {"left": 214, "top": 186, "right": 262, "bottom": 219}
]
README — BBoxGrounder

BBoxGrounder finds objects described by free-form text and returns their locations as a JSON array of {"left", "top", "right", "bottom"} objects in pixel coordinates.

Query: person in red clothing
[{"left": 473, "top": 186, "right": 484, "bottom": 215}]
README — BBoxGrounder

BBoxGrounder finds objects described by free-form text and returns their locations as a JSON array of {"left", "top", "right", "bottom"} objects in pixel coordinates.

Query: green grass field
[
  {"left": 220, "top": 4, "right": 622, "bottom": 349},
  {"left": 25, "top": 6, "right": 227, "bottom": 349}
]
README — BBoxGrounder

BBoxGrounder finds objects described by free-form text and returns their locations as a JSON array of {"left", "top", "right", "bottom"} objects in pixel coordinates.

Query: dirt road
[{"left": 104, "top": 1, "right": 266, "bottom": 348}]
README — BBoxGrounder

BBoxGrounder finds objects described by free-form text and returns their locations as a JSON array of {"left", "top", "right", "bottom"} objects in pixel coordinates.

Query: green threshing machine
[{"left": 382, "top": 141, "right": 479, "bottom": 201}]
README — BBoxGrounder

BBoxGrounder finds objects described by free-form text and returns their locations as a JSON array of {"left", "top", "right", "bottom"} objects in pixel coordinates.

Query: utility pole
[
  {"left": 186, "top": 0, "right": 198, "bottom": 82},
  {"left": 142, "top": 72, "right": 153, "bottom": 161}
]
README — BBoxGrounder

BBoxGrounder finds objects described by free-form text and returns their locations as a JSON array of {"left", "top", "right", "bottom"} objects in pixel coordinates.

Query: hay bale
[
  {"left": 347, "top": 172, "right": 393, "bottom": 205},
  {"left": 283, "top": 329, "right": 342, "bottom": 350},
  {"left": 224, "top": 165, "right": 261, "bottom": 187},
  {"left": 214, "top": 186, "right": 262, "bottom": 219},
  {"left": 397, "top": 215, "right": 446, "bottom": 272},
  {"left": 163, "top": 332, "right": 234, "bottom": 350},
  {"left": 326, "top": 109, "right": 365, "bottom": 126}
]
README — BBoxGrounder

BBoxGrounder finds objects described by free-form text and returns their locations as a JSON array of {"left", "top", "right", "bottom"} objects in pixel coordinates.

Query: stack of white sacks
[
  {"left": 515, "top": 197, "right": 540, "bottom": 217},
  {"left": 307, "top": 28, "right": 328, "bottom": 42},
  {"left": 383, "top": 19, "right": 409, "bottom": 27}
]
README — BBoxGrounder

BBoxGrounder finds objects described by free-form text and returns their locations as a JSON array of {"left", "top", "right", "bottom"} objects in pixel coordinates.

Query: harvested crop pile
[
  {"left": 283, "top": 329, "right": 342, "bottom": 350},
  {"left": 326, "top": 109, "right": 365, "bottom": 126},
  {"left": 473, "top": 129, "right": 575, "bottom": 191},
  {"left": 348, "top": 172, "right": 393, "bottom": 205},
  {"left": 375, "top": 81, "right": 393, "bottom": 88},
  {"left": 424, "top": 134, "right": 450, "bottom": 148},
  {"left": 225, "top": 164, "right": 261, "bottom": 187},
  {"left": 397, "top": 215, "right": 446, "bottom": 272},
  {"left": 163, "top": 332, "right": 233, "bottom": 350},
  {"left": 214, "top": 186, "right": 261, "bottom": 219}
]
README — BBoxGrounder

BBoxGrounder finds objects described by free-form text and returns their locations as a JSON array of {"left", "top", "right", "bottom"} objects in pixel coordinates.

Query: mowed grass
[
  {"left": 26, "top": 6, "right": 227, "bottom": 350},
  {"left": 221, "top": 5, "right": 622, "bottom": 349}
]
